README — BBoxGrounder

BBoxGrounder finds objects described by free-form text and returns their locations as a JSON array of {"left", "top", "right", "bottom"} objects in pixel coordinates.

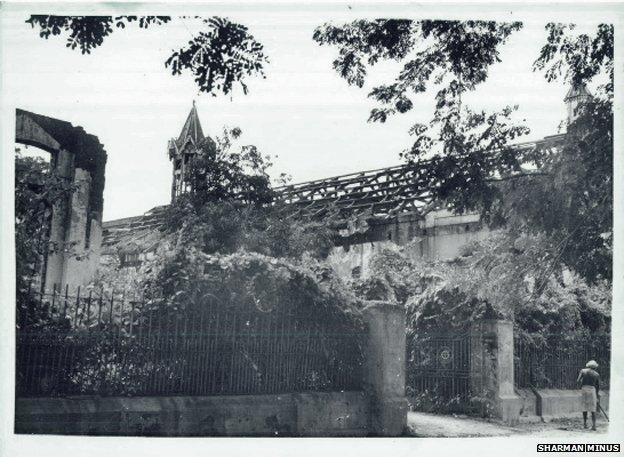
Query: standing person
[{"left": 577, "top": 360, "right": 600, "bottom": 430}]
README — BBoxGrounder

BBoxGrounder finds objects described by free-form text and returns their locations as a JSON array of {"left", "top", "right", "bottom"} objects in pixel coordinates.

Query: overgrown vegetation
[
  {"left": 356, "top": 237, "right": 610, "bottom": 414},
  {"left": 55, "top": 128, "right": 364, "bottom": 395},
  {"left": 354, "top": 237, "right": 610, "bottom": 335},
  {"left": 17, "top": 18, "right": 612, "bottom": 403},
  {"left": 142, "top": 127, "right": 357, "bottom": 321},
  {"left": 15, "top": 149, "right": 78, "bottom": 330}
]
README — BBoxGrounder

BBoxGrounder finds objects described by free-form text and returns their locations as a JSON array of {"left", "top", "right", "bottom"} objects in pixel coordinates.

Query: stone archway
[{"left": 15, "top": 109, "right": 107, "bottom": 291}]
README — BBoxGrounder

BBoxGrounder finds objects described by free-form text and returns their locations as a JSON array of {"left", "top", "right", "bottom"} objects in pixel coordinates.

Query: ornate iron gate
[{"left": 406, "top": 332, "right": 474, "bottom": 411}]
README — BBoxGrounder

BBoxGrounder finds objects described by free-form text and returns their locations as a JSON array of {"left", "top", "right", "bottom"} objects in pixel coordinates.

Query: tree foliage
[
  {"left": 312, "top": 19, "right": 524, "bottom": 138},
  {"left": 314, "top": 19, "right": 531, "bottom": 213},
  {"left": 171, "top": 127, "right": 274, "bottom": 210},
  {"left": 15, "top": 149, "right": 77, "bottom": 329},
  {"left": 315, "top": 19, "right": 613, "bottom": 283},
  {"left": 354, "top": 236, "right": 610, "bottom": 337},
  {"left": 491, "top": 97, "right": 613, "bottom": 282},
  {"left": 26, "top": 15, "right": 267, "bottom": 96},
  {"left": 534, "top": 23, "right": 613, "bottom": 94},
  {"left": 162, "top": 127, "right": 335, "bottom": 260},
  {"left": 15, "top": 150, "right": 76, "bottom": 289},
  {"left": 131, "top": 127, "right": 345, "bottom": 324},
  {"left": 500, "top": 23, "right": 613, "bottom": 282},
  {"left": 165, "top": 17, "right": 267, "bottom": 95},
  {"left": 314, "top": 19, "right": 522, "bottom": 118},
  {"left": 26, "top": 15, "right": 171, "bottom": 53}
]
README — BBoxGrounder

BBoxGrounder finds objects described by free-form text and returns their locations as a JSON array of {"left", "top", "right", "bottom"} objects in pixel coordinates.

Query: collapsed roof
[{"left": 103, "top": 134, "right": 563, "bottom": 254}]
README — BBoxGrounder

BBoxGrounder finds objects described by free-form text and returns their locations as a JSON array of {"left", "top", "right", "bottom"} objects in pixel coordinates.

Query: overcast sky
[{"left": 2, "top": 3, "right": 610, "bottom": 221}]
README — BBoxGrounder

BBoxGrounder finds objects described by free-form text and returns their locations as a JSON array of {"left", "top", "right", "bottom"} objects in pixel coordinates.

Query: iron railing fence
[
  {"left": 16, "top": 285, "right": 365, "bottom": 397},
  {"left": 514, "top": 333, "right": 611, "bottom": 390},
  {"left": 406, "top": 332, "right": 477, "bottom": 411}
]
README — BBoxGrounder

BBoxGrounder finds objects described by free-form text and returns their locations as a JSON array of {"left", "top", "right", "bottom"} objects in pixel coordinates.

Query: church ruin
[
  {"left": 15, "top": 109, "right": 107, "bottom": 291},
  {"left": 100, "top": 85, "right": 589, "bottom": 279}
]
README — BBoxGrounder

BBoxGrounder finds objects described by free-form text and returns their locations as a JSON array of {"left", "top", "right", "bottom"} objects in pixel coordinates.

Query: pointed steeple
[
  {"left": 169, "top": 101, "right": 214, "bottom": 202},
  {"left": 175, "top": 100, "right": 204, "bottom": 150}
]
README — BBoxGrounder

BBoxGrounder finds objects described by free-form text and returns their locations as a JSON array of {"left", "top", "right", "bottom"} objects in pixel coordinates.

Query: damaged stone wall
[
  {"left": 16, "top": 109, "right": 107, "bottom": 291},
  {"left": 328, "top": 209, "right": 492, "bottom": 281}
]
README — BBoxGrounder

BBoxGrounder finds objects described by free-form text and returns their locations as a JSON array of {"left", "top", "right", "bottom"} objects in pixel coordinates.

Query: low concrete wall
[
  {"left": 15, "top": 391, "right": 370, "bottom": 437},
  {"left": 535, "top": 389, "right": 610, "bottom": 419}
]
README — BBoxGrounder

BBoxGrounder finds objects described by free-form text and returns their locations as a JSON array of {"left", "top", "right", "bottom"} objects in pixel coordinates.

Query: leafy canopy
[
  {"left": 314, "top": 19, "right": 522, "bottom": 120},
  {"left": 27, "top": 15, "right": 267, "bottom": 96},
  {"left": 534, "top": 23, "right": 613, "bottom": 94},
  {"left": 315, "top": 19, "right": 613, "bottom": 282},
  {"left": 497, "top": 23, "right": 614, "bottom": 282},
  {"left": 314, "top": 19, "right": 530, "bottom": 213}
]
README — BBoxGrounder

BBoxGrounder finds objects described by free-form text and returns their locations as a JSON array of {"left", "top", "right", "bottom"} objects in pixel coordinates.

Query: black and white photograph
[{"left": 0, "top": 1, "right": 621, "bottom": 454}]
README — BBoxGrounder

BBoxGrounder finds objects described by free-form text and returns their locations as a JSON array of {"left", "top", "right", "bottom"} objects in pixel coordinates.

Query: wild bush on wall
[
  {"left": 141, "top": 249, "right": 364, "bottom": 329},
  {"left": 136, "top": 126, "right": 350, "bottom": 319},
  {"left": 355, "top": 233, "right": 610, "bottom": 337},
  {"left": 359, "top": 233, "right": 610, "bottom": 413}
]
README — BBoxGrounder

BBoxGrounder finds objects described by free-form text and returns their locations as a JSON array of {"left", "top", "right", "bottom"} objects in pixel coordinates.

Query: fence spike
[
  {"left": 98, "top": 285, "right": 104, "bottom": 325},
  {"left": 129, "top": 294, "right": 135, "bottom": 337},
  {"left": 109, "top": 289, "right": 115, "bottom": 325},
  {"left": 74, "top": 285, "right": 81, "bottom": 326},
  {"left": 51, "top": 283, "right": 57, "bottom": 313},
  {"left": 63, "top": 284, "right": 69, "bottom": 318},
  {"left": 85, "top": 289, "right": 92, "bottom": 329},
  {"left": 120, "top": 290, "right": 125, "bottom": 327}
]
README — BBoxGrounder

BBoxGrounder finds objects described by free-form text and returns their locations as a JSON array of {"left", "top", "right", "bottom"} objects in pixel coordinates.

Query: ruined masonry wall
[
  {"left": 61, "top": 168, "right": 103, "bottom": 288},
  {"left": 328, "top": 209, "right": 492, "bottom": 281},
  {"left": 16, "top": 109, "right": 107, "bottom": 291}
]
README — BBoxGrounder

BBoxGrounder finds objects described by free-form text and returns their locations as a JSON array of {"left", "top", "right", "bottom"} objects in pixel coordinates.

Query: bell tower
[
  {"left": 564, "top": 83, "right": 591, "bottom": 126},
  {"left": 168, "top": 101, "right": 207, "bottom": 202}
]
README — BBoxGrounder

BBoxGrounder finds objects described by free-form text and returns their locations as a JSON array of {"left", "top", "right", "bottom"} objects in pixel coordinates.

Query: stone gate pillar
[
  {"left": 362, "top": 301, "right": 407, "bottom": 436},
  {"left": 471, "top": 320, "right": 522, "bottom": 424}
]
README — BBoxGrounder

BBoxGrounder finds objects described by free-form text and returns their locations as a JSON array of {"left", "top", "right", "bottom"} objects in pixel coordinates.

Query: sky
[{"left": 1, "top": 3, "right": 611, "bottom": 221}]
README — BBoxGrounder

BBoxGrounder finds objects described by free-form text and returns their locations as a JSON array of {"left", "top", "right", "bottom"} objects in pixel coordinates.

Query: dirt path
[{"left": 407, "top": 412, "right": 609, "bottom": 438}]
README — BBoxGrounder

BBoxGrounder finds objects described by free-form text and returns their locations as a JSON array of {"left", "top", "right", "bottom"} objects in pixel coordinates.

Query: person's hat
[{"left": 586, "top": 360, "right": 599, "bottom": 369}]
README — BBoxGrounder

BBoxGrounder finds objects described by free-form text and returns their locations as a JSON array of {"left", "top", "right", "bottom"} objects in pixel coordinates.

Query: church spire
[
  {"left": 175, "top": 100, "right": 204, "bottom": 150},
  {"left": 169, "top": 102, "right": 214, "bottom": 202}
]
